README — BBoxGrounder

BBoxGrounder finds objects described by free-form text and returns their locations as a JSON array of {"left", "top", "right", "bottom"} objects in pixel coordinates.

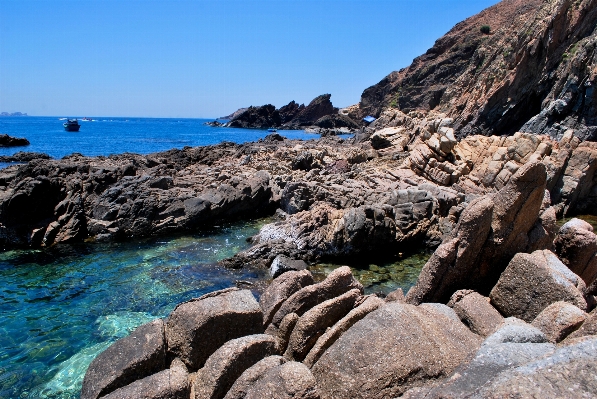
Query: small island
[{"left": 0, "top": 134, "right": 30, "bottom": 147}]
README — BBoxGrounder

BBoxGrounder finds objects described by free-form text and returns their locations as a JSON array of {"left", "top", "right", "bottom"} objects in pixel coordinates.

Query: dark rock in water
[
  {"left": 313, "top": 114, "right": 359, "bottom": 130},
  {"left": 0, "top": 151, "right": 49, "bottom": 162},
  {"left": 165, "top": 288, "right": 263, "bottom": 370},
  {"left": 240, "top": 361, "right": 321, "bottom": 399},
  {"left": 226, "top": 104, "right": 281, "bottom": 129},
  {"left": 283, "top": 94, "right": 337, "bottom": 129},
  {"left": 0, "top": 134, "right": 29, "bottom": 147},
  {"left": 99, "top": 359, "right": 189, "bottom": 399},
  {"left": 80, "top": 319, "right": 166, "bottom": 399},
  {"left": 269, "top": 254, "right": 308, "bottom": 278},
  {"left": 205, "top": 120, "right": 224, "bottom": 127},
  {"left": 193, "top": 334, "right": 278, "bottom": 399}
]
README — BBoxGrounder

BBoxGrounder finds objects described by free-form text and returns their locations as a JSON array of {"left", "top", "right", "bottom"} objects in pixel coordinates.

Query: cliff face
[{"left": 359, "top": 0, "right": 597, "bottom": 140}]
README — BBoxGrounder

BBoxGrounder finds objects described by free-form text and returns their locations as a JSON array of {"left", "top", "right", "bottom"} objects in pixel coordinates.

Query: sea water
[
  {"left": 0, "top": 117, "right": 427, "bottom": 398},
  {"left": 0, "top": 116, "right": 319, "bottom": 160}
]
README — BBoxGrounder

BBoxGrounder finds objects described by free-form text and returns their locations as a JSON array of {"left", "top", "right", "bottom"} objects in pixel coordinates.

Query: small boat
[
  {"left": 63, "top": 119, "right": 81, "bottom": 132},
  {"left": 267, "top": 128, "right": 277, "bottom": 132},
  {"left": 81, "top": 117, "right": 92, "bottom": 121}
]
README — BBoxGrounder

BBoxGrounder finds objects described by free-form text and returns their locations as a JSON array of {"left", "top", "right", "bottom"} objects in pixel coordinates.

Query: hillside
[{"left": 358, "top": 0, "right": 597, "bottom": 140}]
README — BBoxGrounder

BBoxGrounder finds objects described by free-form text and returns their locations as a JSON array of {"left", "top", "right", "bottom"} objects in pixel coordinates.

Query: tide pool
[{"left": 0, "top": 219, "right": 272, "bottom": 399}]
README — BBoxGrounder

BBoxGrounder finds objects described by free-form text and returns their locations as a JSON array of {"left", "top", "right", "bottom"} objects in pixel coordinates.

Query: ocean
[{"left": 0, "top": 116, "right": 426, "bottom": 399}]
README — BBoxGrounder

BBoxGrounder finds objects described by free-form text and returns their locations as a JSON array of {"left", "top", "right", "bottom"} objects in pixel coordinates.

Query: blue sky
[{"left": 0, "top": 0, "right": 500, "bottom": 118}]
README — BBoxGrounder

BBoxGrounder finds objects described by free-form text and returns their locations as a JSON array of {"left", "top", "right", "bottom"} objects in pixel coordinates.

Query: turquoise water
[
  {"left": 0, "top": 219, "right": 271, "bottom": 399},
  {"left": 0, "top": 116, "right": 320, "bottom": 159}
]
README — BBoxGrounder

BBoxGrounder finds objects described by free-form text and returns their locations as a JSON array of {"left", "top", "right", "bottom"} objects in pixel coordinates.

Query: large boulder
[
  {"left": 81, "top": 319, "right": 166, "bottom": 399},
  {"left": 303, "top": 295, "right": 384, "bottom": 367},
  {"left": 284, "top": 288, "right": 361, "bottom": 361},
  {"left": 259, "top": 270, "right": 314, "bottom": 327},
  {"left": 193, "top": 334, "right": 278, "bottom": 399},
  {"left": 223, "top": 356, "right": 287, "bottom": 399},
  {"left": 99, "top": 359, "right": 189, "bottom": 399},
  {"left": 554, "top": 218, "right": 597, "bottom": 287},
  {"left": 165, "top": 288, "right": 263, "bottom": 370},
  {"left": 311, "top": 302, "right": 482, "bottom": 398},
  {"left": 406, "top": 318, "right": 556, "bottom": 399},
  {"left": 489, "top": 250, "right": 587, "bottom": 322},
  {"left": 447, "top": 290, "right": 503, "bottom": 337},
  {"left": 565, "top": 308, "right": 597, "bottom": 341},
  {"left": 531, "top": 301, "right": 588, "bottom": 343},
  {"left": 269, "top": 266, "right": 363, "bottom": 329},
  {"left": 242, "top": 361, "right": 321, "bottom": 399}
]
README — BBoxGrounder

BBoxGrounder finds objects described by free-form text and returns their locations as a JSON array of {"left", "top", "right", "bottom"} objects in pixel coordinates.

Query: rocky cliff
[{"left": 358, "top": 0, "right": 597, "bottom": 140}]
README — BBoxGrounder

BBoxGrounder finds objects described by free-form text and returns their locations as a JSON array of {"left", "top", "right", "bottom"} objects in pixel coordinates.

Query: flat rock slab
[
  {"left": 194, "top": 334, "right": 278, "bottom": 399},
  {"left": 81, "top": 319, "right": 166, "bottom": 399},
  {"left": 311, "top": 302, "right": 482, "bottom": 399},
  {"left": 166, "top": 288, "right": 263, "bottom": 370},
  {"left": 531, "top": 301, "right": 587, "bottom": 343},
  {"left": 490, "top": 249, "right": 586, "bottom": 322},
  {"left": 243, "top": 361, "right": 321, "bottom": 399}
]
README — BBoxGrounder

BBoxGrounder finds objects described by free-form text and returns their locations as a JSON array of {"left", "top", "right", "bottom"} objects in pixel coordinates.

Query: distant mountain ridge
[{"left": 357, "top": 0, "right": 597, "bottom": 140}]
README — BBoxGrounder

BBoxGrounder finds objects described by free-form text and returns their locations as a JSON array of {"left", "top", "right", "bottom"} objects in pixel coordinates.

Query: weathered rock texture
[
  {"left": 311, "top": 302, "right": 482, "bottom": 399},
  {"left": 358, "top": 0, "right": 597, "bottom": 141}
]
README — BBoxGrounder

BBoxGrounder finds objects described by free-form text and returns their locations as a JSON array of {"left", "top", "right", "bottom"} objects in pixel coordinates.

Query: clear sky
[{"left": 0, "top": 0, "right": 500, "bottom": 118}]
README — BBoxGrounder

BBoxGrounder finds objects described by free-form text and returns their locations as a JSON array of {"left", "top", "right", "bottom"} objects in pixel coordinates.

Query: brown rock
[
  {"left": 304, "top": 295, "right": 384, "bottom": 367},
  {"left": 223, "top": 356, "right": 286, "bottom": 399},
  {"left": 447, "top": 290, "right": 504, "bottom": 337},
  {"left": 270, "top": 266, "right": 363, "bottom": 329},
  {"left": 554, "top": 218, "right": 597, "bottom": 287},
  {"left": 81, "top": 319, "right": 166, "bottom": 399},
  {"left": 193, "top": 334, "right": 278, "bottom": 399},
  {"left": 259, "top": 270, "right": 314, "bottom": 327},
  {"left": 99, "top": 359, "right": 189, "bottom": 399},
  {"left": 490, "top": 250, "right": 587, "bottom": 322},
  {"left": 269, "top": 312, "right": 299, "bottom": 353},
  {"left": 166, "top": 288, "right": 263, "bottom": 370},
  {"left": 284, "top": 288, "right": 361, "bottom": 361},
  {"left": 531, "top": 301, "right": 587, "bottom": 343},
  {"left": 384, "top": 287, "right": 405, "bottom": 302},
  {"left": 243, "top": 361, "right": 321, "bottom": 399},
  {"left": 565, "top": 308, "right": 597, "bottom": 341},
  {"left": 311, "top": 302, "right": 482, "bottom": 398}
]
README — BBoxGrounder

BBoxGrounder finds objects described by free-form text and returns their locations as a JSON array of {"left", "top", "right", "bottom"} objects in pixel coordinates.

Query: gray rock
[
  {"left": 223, "top": 356, "right": 286, "bottom": 399},
  {"left": 531, "top": 301, "right": 588, "bottom": 343},
  {"left": 81, "top": 319, "right": 166, "bottom": 399},
  {"left": 259, "top": 270, "right": 314, "bottom": 327},
  {"left": 284, "top": 288, "right": 361, "bottom": 361},
  {"left": 304, "top": 295, "right": 384, "bottom": 367},
  {"left": 483, "top": 317, "right": 548, "bottom": 346},
  {"left": 270, "top": 266, "right": 363, "bottom": 329},
  {"left": 489, "top": 250, "right": 587, "bottom": 322},
  {"left": 448, "top": 290, "right": 504, "bottom": 337},
  {"left": 243, "top": 362, "right": 321, "bottom": 399},
  {"left": 99, "top": 359, "right": 189, "bottom": 399},
  {"left": 165, "top": 288, "right": 263, "bottom": 370},
  {"left": 475, "top": 336, "right": 597, "bottom": 398},
  {"left": 193, "top": 334, "right": 278, "bottom": 399},
  {"left": 269, "top": 255, "right": 308, "bottom": 279},
  {"left": 311, "top": 302, "right": 482, "bottom": 398}
]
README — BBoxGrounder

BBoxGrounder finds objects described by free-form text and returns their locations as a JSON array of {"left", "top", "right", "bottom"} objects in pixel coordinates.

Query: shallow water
[
  {"left": 558, "top": 214, "right": 597, "bottom": 230},
  {"left": 0, "top": 219, "right": 272, "bottom": 399},
  {"left": 310, "top": 250, "right": 431, "bottom": 296}
]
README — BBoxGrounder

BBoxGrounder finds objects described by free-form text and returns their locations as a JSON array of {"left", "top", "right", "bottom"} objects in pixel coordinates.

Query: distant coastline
[{"left": 0, "top": 112, "right": 28, "bottom": 117}]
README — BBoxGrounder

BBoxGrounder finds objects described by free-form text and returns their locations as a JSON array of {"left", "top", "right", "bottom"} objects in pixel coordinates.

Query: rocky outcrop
[
  {"left": 0, "top": 134, "right": 29, "bottom": 147},
  {"left": 531, "top": 301, "right": 588, "bottom": 342},
  {"left": 225, "top": 105, "right": 281, "bottom": 129},
  {"left": 357, "top": 0, "right": 597, "bottom": 141},
  {"left": 239, "top": 361, "right": 321, "bottom": 399}
]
